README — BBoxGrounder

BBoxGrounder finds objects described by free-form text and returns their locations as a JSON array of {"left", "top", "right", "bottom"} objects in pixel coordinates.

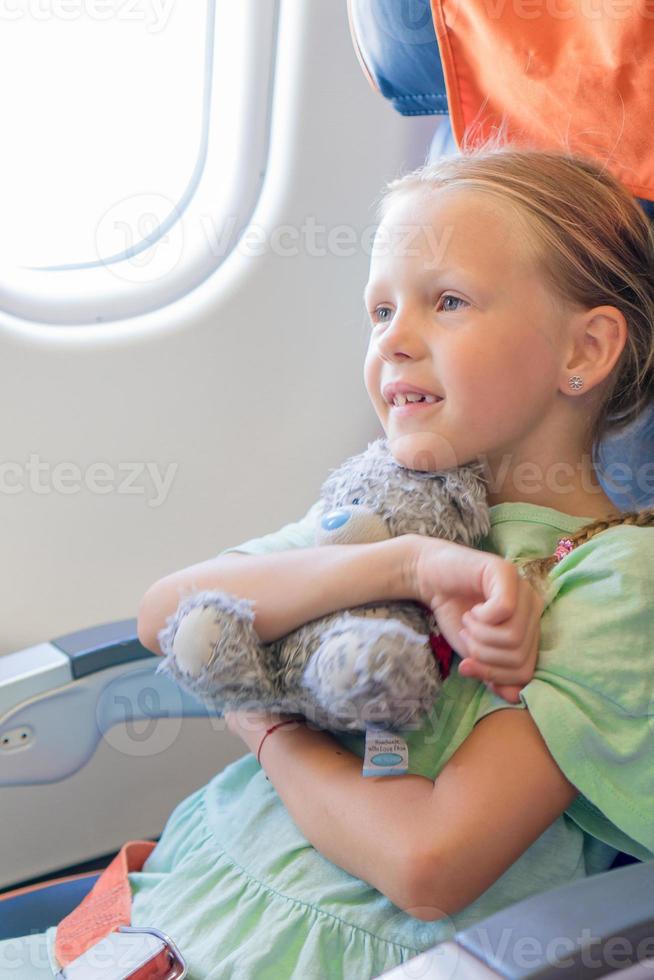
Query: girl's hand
[{"left": 409, "top": 536, "right": 545, "bottom": 703}]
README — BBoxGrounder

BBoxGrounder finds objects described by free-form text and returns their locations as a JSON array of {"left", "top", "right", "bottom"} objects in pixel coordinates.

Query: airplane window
[
  {"left": 0, "top": 3, "right": 205, "bottom": 270},
  {"left": 0, "top": 0, "right": 278, "bottom": 326}
]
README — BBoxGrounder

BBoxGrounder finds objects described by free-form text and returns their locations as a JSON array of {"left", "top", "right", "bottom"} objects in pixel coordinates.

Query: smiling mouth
[{"left": 389, "top": 395, "right": 444, "bottom": 408}]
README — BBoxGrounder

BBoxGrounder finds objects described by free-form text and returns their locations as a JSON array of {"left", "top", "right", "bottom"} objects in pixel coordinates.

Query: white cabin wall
[{"left": 0, "top": 0, "right": 441, "bottom": 653}]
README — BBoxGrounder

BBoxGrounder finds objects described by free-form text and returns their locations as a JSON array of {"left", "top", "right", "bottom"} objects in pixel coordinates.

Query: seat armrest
[
  {"left": 0, "top": 619, "right": 212, "bottom": 786},
  {"left": 1, "top": 618, "right": 244, "bottom": 890},
  {"left": 0, "top": 642, "right": 73, "bottom": 719},
  {"left": 0, "top": 619, "right": 156, "bottom": 720},
  {"left": 52, "top": 617, "right": 157, "bottom": 678},
  {"left": 377, "top": 859, "right": 654, "bottom": 978}
]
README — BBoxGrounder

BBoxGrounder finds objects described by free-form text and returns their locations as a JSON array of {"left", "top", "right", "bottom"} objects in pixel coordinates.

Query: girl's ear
[{"left": 562, "top": 304, "right": 628, "bottom": 394}]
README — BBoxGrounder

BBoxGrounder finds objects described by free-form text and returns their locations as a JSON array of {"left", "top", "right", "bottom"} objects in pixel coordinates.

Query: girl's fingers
[
  {"left": 489, "top": 683, "right": 523, "bottom": 704},
  {"left": 457, "top": 644, "right": 537, "bottom": 685},
  {"left": 475, "top": 559, "right": 520, "bottom": 625},
  {"left": 460, "top": 583, "right": 533, "bottom": 654},
  {"left": 459, "top": 610, "right": 540, "bottom": 673},
  {"left": 458, "top": 582, "right": 541, "bottom": 685},
  {"left": 458, "top": 629, "right": 520, "bottom": 667}
]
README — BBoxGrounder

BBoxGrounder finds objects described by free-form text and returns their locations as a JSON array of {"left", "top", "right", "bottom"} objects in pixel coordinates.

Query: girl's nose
[{"left": 374, "top": 310, "right": 426, "bottom": 361}]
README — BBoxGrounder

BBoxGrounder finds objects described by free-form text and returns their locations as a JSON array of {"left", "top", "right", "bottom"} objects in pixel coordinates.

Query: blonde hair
[
  {"left": 517, "top": 509, "right": 654, "bottom": 595},
  {"left": 378, "top": 132, "right": 654, "bottom": 581}
]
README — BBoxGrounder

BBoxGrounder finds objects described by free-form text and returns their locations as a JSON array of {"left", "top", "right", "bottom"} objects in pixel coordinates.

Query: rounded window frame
[{"left": 0, "top": 0, "right": 279, "bottom": 327}]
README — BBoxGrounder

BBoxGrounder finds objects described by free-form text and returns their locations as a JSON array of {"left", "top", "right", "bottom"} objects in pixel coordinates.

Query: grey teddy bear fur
[{"left": 155, "top": 438, "right": 491, "bottom": 732}]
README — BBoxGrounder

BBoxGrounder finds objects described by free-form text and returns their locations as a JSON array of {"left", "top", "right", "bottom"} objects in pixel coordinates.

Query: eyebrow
[{"left": 364, "top": 267, "right": 472, "bottom": 304}]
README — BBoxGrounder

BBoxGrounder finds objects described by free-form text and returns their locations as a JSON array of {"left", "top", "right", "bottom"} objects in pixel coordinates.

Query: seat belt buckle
[{"left": 54, "top": 925, "right": 187, "bottom": 979}]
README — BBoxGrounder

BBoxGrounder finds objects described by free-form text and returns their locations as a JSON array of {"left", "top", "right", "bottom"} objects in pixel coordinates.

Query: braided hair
[{"left": 517, "top": 507, "right": 654, "bottom": 596}]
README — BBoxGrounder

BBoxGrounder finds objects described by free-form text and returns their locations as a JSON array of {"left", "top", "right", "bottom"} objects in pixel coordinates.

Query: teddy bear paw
[
  {"left": 171, "top": 603, "right": 224, "bottom": 677},
  {"left": 155, "top": 589, "right": 279, "bottom": 710},
  {"left": 302, "top": 614, "right": 441, "bottom": 730}
]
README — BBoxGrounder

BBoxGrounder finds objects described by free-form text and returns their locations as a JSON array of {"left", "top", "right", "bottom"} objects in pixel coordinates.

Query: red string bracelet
[{"left": 256, "top": 719, "right": 299, "bottom": 776}]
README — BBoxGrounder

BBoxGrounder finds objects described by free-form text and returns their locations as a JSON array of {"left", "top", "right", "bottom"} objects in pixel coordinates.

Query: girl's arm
[
  {"left": 225, "top": 533, "right": 559, "bottom": 918},
  {"left": 138, "top": 533, "right": 536, "bottom": 688},
  {"left": 137, "top": 536, "right": 423, "bottom": 654},
  {"left": 229, "top": 707, "right": 579, "bottom": 921}
]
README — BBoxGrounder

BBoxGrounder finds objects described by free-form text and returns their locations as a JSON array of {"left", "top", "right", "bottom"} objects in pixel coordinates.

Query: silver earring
[{"left": 568, "top": 376, "right": 584, "bottom": 391}]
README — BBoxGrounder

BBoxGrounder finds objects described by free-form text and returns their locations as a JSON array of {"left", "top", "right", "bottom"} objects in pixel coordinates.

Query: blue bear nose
[{"left": 321, "top": 510, "right": 350, "bottom": 531}]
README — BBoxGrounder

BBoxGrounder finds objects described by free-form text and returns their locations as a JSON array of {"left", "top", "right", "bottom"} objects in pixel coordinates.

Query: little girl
[{"left": 7, "top": 142, "right": 654, "bottom": 979}]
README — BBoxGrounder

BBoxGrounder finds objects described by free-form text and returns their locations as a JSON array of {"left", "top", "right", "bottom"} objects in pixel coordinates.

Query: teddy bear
[{"left": 155, "top": 438, "right": 491, "bottom": 732}]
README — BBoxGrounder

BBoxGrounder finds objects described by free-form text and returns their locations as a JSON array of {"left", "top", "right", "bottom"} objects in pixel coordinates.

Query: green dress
[{"left": 3, "top": 502, "right": 653, "bottom": 980}]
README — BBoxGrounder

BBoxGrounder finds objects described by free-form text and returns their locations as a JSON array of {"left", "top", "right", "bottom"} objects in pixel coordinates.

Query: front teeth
[{"left": 392, "top": 393, "right": 438, "bottom": 406}]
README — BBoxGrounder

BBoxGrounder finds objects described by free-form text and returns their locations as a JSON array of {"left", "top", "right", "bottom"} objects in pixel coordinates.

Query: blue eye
[
  {"left": 372, "top": 306, "right": 392, "bottom": 323},
  {"left": 440, "top": 294, "right": 467, "bottom": 312}
]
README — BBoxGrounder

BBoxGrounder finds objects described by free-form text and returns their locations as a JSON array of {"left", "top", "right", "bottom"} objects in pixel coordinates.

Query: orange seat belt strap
[
  {"left": 430, "top": 0, "right": 654, "bottom": 201},
  {"left": 54, "top": 839, "right": 156, "bottom": 969}
]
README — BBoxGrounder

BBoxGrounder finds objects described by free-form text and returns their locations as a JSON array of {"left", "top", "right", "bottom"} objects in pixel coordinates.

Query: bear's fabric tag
[{"left": 362, "top": 728, "right": 409, "bottom": 777}]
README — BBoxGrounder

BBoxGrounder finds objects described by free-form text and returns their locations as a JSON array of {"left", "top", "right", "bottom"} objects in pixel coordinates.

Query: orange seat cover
[{"left": 430, "top": 0, "right": 654, "bottom": 200}]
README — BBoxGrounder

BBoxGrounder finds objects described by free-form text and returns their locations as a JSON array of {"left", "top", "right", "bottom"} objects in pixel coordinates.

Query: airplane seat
[{"left": 0, "top": 873, "right": 99, "bottom": 942}]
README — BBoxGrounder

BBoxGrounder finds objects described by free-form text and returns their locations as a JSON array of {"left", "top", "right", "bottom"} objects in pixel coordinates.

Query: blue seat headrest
[{"left": 349, "top": 0, "right": 447, "bottom": 116}]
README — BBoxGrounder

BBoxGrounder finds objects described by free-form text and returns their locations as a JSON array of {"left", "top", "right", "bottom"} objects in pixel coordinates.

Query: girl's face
[{"left": 363, "top": 187, "right": 569, "bottom": 474}]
